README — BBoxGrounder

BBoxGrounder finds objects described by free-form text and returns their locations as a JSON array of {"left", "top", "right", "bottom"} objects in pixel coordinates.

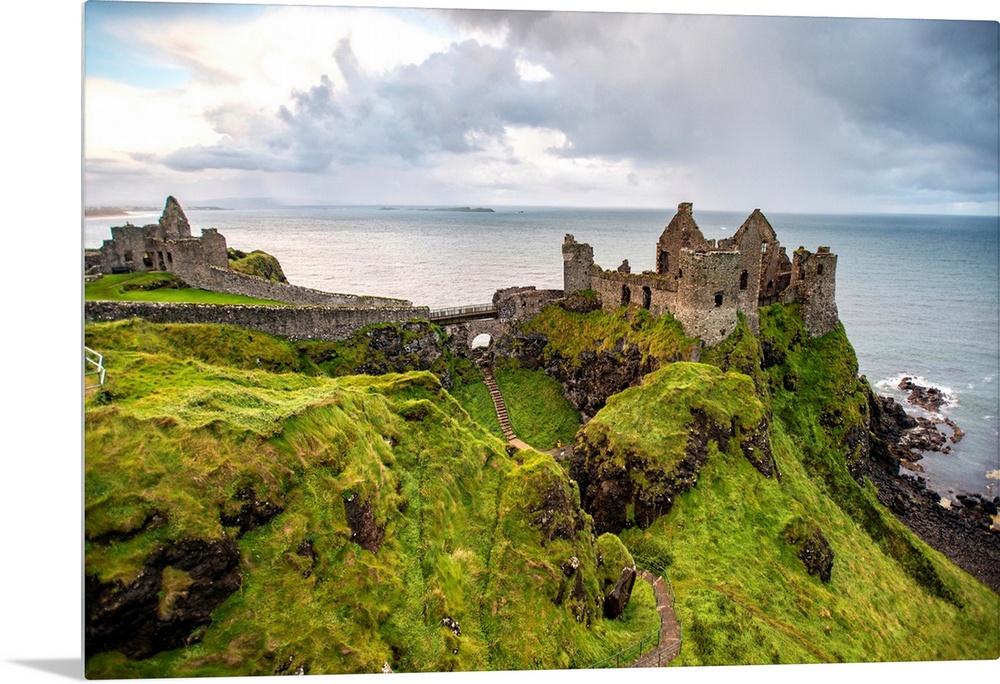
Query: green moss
[{"left": 523, "top": 305, "right": 696, "bottom": 367}]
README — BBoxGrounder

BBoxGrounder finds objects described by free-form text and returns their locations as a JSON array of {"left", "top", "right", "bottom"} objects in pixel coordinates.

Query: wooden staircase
[{"left": 482, "top": 366, "right": 516, "bottom": 442}]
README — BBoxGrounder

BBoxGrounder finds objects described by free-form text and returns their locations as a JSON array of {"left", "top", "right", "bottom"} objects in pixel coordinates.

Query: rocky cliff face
[{"left": 568, "top": 363, "right": 774, "bottom": 535}]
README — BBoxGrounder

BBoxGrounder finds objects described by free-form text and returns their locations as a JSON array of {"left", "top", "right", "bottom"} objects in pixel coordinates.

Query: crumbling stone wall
[
  {"left": 178, "top": 265, "right": 410, "bottom": 308},
  {"left": 494, "top": 286, "right": 564, "bottom": 330},
  {"left": 783, "top": 247, "right": 839, "bottom": 337},
  {"left": 562, "top": 235, "right": 596, "bottom": 294},
  {"left": 84, "top": 301, "right": 430, "bottom": 342},
  {"left": 674, "top": 249, "right": 742, "bottom": 345}
]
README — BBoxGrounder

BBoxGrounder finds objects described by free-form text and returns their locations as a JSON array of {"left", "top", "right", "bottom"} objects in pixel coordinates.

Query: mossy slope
[{"left": 84, "top": 323, "right": 656, "bottom": 678}]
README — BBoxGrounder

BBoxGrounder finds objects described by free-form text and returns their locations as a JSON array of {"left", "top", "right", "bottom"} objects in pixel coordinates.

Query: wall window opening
[
  {"left": 740, "top": 270, "right": 748, "bottom": 290},
  {"left": 714, "top": 292, "right": 724, "bottom": 307},
  {"left": 621, "top": 284, "right": 631, "bottom": 307},
  {"left": 641, "top": 286, "right": 651, "bottom": 310}
]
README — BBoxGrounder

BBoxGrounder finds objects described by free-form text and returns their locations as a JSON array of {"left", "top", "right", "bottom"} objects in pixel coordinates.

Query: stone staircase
[{"left": 482, "top": 366, "right": 517, "bottom": 442}]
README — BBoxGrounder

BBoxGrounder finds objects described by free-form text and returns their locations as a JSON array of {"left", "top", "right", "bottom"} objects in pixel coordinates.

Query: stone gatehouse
[{"left": 562, "top": 202, "right": 838, "bottom": 345}]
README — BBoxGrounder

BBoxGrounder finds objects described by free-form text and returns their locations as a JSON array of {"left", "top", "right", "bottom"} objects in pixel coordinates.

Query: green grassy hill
[
  {"left": 84, "top": 301, "right": 999, "bottom": 676},
  {"left": 83, "top": 322, "right": 656, "bottom": 678}
]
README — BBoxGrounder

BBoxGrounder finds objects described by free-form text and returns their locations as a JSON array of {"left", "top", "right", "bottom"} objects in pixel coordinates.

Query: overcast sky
[{"left": 82, "top": 1, "right": 999, "bottom": 214}]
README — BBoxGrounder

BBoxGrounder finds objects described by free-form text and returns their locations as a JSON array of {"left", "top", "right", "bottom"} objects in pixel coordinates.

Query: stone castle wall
[
  {"left": 84, "top": 301, "right": 430, "bottom": 342},
  {"left": 175, "top": 264, "right": 410, "bottom": 308}
]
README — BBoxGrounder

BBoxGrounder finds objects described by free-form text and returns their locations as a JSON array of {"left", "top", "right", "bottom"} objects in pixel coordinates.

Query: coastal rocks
[
  {"left": 898, "top": 376, "right": 947, "bottom": 412},
  {"left": 546, "top": 340, "right": 656, "bottom": 422},
  {"left": 344, "top": 494, "right": 385, "bottom": 554},
  {"left": 603, "top": 566, "right": 637, "bottom": 619},
  {"left": 739, "top": 417, "right": 779, "bottom": 479},
  {"left": 85, "top": 537, "right": 242, "bottom": 660},
  {"left": 860, "top": 383, "right": 1000, "bottom": 593}
]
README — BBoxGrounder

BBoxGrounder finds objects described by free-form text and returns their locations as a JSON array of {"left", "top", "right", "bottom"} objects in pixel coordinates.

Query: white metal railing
[
  {"left": 428, "top": 303, "right": 496, "bottom": 320},
  {"left": 84, "top": 346, "right": 106, "bottom": 390}
]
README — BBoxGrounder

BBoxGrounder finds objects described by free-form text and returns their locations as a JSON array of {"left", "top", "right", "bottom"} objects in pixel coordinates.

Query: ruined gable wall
[
  {"left": 731, "top": 221, "right": 763, "bottom": 336},
  {"left": 656, "top": 202, "right": 709, "bottom": 279}
]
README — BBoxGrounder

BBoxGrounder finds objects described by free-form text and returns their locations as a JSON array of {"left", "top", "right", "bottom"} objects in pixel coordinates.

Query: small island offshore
[{"left": 83, "top": 198, "right": 999, "bottom": 678}]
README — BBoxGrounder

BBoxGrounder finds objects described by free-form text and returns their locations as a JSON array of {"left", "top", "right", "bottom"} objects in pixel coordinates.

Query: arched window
[
  {"left": 642, "top": 286, "right": 651, "bottom": 310},
  {"left": 714, "top": 292, "right": 724, "bottom": 307},
  {"left": 621, "top": 284, "right": 631, "bottom": 307},
  {"left": 739, "top": 270, "right": 748, "bottom": 290}
]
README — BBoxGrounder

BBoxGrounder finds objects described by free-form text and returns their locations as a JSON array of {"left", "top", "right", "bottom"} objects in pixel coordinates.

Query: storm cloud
[{"left": 89, "top": 6, "right": 999, "bottom": 212}]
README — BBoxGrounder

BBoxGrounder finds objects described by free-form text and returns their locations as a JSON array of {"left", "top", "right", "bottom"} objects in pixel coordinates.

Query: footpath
[{"left": 631, "top": 570, "right": 682, "bottom": 667}]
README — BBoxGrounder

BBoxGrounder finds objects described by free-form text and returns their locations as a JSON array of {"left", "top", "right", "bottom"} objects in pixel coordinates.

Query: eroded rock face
[
  {"left": 344, "top": 495, "right": 385, "bottom": 554},
  {"left": 739, "top": 417, "right": 778, "bottom": 479},
  {"left": 85, "top": 537, "right": 242, "bottom": 660},
  {"left": 797, "top": 529, "right": 834, "bottom": 583},
  {"left": 355, "top": 322, "right": 444, "bottom": 376},
  {"left": 603, "top": 566, "right": 637, "bottom": 619},
  {"left": 571, "top": 410, "right": 726, "bottom": 535}
]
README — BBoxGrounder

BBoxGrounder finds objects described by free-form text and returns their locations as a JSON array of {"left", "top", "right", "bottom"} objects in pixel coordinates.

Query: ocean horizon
[{"left": 84, "top": 204, "right": 1000, "bottom": 501}]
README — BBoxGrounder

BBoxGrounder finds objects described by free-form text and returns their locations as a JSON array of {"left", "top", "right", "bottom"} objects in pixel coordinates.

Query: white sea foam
[{"left": 874, "top": 373, "right": 960, "bottom": 418}]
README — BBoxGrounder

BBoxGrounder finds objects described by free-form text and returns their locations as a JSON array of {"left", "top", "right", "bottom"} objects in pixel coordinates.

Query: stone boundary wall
[
  {"left": 174, "top": 264, "right": 410, "bottom": 308},
  {"left": 85, "top": 301, "right": 430, "bottom": 342}
]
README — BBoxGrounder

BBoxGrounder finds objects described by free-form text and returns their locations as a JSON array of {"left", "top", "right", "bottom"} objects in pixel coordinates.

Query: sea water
[{"left": 84, "top": 206, "right": 1000, "bottom": 500}]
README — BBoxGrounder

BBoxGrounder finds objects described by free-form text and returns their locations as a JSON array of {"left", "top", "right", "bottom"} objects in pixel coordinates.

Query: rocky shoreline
[{"left": 865, "top": 378, "right": 1000, "bottom": 594}]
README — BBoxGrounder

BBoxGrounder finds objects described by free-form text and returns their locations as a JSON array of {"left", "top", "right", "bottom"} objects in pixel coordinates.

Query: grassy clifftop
[
  {"left": 552, "top": 304, "right": 999, "bottom": 665},
  {"left": 83, "top": 322, "right": 656, "bottom": 678}
]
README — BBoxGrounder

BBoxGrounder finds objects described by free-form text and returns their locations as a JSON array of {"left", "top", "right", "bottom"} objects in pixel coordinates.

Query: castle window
[
  {"left": 123, "top": 250, "right": 133, "bottom": 262},
  {"left": 714, "top": 292, "right": 724, "bottom": 307},
  {"left": 621, "top": 284, "right": 631, "bottom": 307},
  {"left": 740, "top": 270, "right": 748, "bottom": 290},
  {"left": 658, "top": 250, "right": 670, "bottom": 275},
  {"left": 817, "top": 264, "right": 824, "bottom": 275},
  {"left": 642, "top": 286, "right": 651, "bottom": 310},
  {"left": 142, "top": 252, "right": 153, "bottom": 268},
  {"left": 761, "top": 242, "right": 767, "bottom": 254}
]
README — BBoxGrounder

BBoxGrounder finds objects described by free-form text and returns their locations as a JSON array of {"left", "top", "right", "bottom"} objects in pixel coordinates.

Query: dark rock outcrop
[
  {"left": 344, "top": 494, "right": 385, "bottom": 554},
  {"left": 603, "top": 566, "right": 637, "bottom": 619},
  {"left": 85, "top": 537, "right": 242, "bottom": 660},
  {"left": 220, "top": 486, "right": 284, "bottom": 537}
]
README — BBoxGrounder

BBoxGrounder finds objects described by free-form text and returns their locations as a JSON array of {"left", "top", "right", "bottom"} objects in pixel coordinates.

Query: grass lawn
[{"left": 86, "top": 272, "right": 286, "bottom": 305}]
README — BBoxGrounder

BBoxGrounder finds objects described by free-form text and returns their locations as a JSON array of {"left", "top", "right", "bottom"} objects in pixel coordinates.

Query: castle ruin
[
  {"left": 562, "top": 202, "right": 838, "bottom": 345},
  {"left": 97, "top": 196, "right": 229, "bottom": 281}
]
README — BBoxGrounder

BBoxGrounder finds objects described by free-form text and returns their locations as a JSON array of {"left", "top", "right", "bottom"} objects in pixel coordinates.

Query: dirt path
[{"left": 631, "top": 570, "right": 681, "bottom": 667}]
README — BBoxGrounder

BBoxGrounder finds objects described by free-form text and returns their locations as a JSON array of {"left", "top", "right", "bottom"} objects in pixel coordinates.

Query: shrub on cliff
[{"left": 227, "top": 247, "right": 288, "bottom": 282}]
